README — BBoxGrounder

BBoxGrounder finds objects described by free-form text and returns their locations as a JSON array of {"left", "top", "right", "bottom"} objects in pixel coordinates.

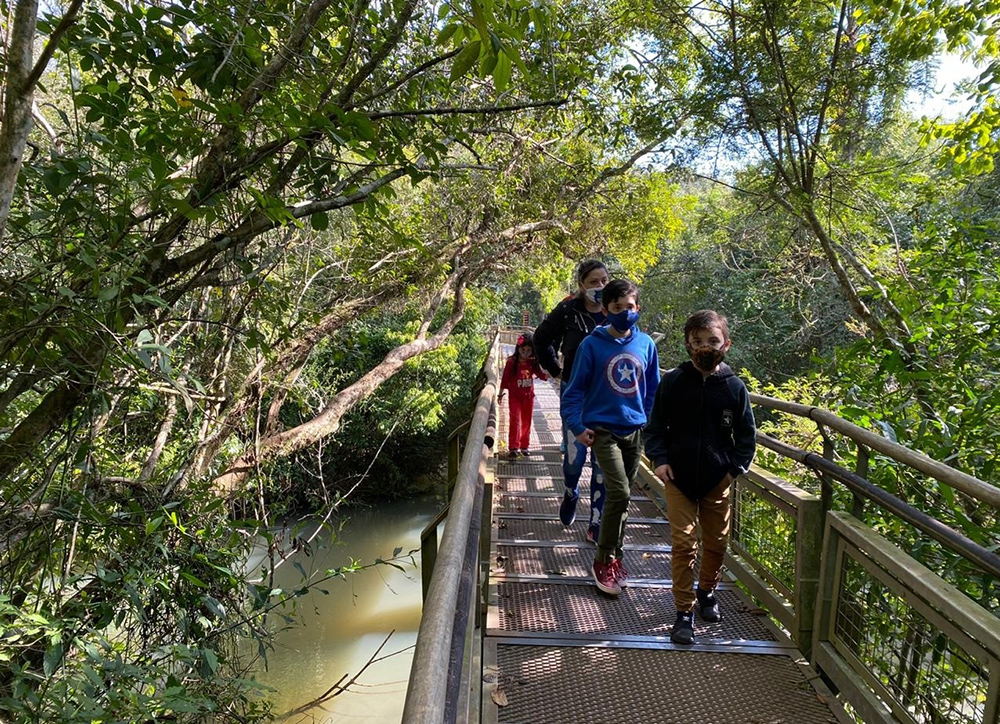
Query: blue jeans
[{"left": 560, "top": 382, "right": 606, "bottom": 530}]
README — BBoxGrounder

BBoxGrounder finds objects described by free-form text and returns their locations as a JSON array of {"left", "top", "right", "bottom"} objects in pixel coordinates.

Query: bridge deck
[{"left": 483, "top": 379, "right": 846, "bottom": 724}]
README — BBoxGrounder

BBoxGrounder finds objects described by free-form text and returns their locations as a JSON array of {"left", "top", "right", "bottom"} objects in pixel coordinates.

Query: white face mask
[{"left": 584, "top": 287, "right": 603, "bottom": 304}]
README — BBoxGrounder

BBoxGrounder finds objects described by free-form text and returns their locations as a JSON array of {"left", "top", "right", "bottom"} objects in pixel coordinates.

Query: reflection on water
[{"left": 256, "top": 496, "right": 441, "bottom": 722}]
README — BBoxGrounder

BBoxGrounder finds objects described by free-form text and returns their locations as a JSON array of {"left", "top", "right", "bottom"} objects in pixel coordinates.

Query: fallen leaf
[
  {"left": 642, "top": 552, "right": 653, "bottom": 559},
  {"left": 544, "top": 568, "right": 567, "bottom": 576},
  {"left": 817, "top": 694, "right": 828, "bottom": 704},
  {"left": 491, "top": 688, "right": 509, "bottom": 706},
  {"left": 516, "top": 506, "right": 525, "bottom": 512}
]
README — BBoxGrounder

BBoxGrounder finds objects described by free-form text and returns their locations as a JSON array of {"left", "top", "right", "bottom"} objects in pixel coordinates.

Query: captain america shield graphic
[{"left": 605, "top": 352, "right": 643, "bottom": 396}]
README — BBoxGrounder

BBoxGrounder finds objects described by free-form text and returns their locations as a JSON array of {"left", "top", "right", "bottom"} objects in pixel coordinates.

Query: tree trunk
[
  {"left": 0, "top": 0, "right": 39, "bottom": 239},
  {"left": 211, "top": 278, "right": 468, "bottom": 495}
]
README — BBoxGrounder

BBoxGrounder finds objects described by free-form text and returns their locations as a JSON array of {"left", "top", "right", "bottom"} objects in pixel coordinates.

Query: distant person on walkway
[
  {"left": 534, "top": 260, "right": 610, "bottom": 543},
  {"left": 643, "top": 310, "right": 756, "bottom": 644},
  {"left": 499, "top": 333, "right": 549, "bottom": 458},
  {"left": 561, "top": 279, "right": 660, "bottom": 596}
]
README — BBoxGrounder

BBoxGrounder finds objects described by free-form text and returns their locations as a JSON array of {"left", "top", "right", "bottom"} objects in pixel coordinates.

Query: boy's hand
[
  {"left": 575, "top": 429, "right": 595, "bottom": 446},
  {"left": 654, "top": 464, "right": 674, "bottom": 483}
]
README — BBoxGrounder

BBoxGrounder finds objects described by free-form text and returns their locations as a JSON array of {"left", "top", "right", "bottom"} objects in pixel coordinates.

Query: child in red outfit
[{"left": 499, "top": 333, "right": 549, "bottom": 457}]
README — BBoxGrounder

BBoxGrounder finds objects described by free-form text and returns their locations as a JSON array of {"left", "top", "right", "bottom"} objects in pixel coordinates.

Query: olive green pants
[{"left": 590, "top": 428, "right": 643, "bottom": 564}]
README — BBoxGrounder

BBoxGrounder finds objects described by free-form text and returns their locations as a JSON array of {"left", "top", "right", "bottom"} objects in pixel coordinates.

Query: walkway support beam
[{"left": 402, "top": 335, "right": 500, "bottom": 724}]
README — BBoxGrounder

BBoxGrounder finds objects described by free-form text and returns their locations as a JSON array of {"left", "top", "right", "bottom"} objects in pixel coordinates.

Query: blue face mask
[
  {"left": 584, "top": 287, "right": 603, "bottom": 305},
  {"left": 608, "top": 309, "right": 639, "bottom": 333}
]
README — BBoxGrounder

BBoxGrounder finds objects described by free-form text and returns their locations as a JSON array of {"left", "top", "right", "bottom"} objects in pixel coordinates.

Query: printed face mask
[
  {"left": 608, "top": 309, "right": 640, "bottom": 333},
  {"left": 688, "top": 344, "right": 726, "bottom": 370},
  {"left": 584, "top": 287, "right": 603, "bottom": 305}
]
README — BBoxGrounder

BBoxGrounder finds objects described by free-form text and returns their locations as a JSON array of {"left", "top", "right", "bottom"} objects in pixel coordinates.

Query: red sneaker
[
  {"left": 611, "top": 559, "right": 629, "bottom": 588},
  {"left": 593, "top": 560, "right": 621, "bottom": 595}
]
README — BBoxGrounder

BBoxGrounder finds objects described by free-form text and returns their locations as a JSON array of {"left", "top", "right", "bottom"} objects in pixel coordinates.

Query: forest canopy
[{"left": 1, "top": 0, "right": 998, "bottom": 720}]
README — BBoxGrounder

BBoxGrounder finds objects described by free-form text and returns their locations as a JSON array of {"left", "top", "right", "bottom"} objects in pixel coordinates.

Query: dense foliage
[{"left": 1, "top": 0, "right": 998, "bottom": 719}]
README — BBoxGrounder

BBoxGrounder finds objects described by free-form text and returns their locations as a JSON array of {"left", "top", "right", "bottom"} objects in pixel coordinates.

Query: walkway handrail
[
  {"left": 757, "top": 432, "right": 1000, "bottom": 581},
  {"left": 401, "top": 333, "right": 500, "bottom": 724},
  {"left": 750, "top": 392, "right": 1000, "bottom": 508}
]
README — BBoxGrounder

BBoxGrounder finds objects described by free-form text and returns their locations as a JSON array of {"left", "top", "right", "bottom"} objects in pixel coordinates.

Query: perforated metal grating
[
  {"left": 834, "top": 554, "right": 989, "bottom": 724},
  {"left": 497, "top": 494, "right": 661, "bottom": 518},
  {"left": 495, "top": 475, "right": 585, "bottom": 495},
  {"left": 492, "top": 645, "right": 840, "bottom": 724},
  {"left": 495, "top": 582, "right": 776, "bottom": 641},
  {"left": 496, "top": 518, "right": 670, "bottom": 545},
  {"left": 497, "top": 545, "right": 671, "bottom": 579}
]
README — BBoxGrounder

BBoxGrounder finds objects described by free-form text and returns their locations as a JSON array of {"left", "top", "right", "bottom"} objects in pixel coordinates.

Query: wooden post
[
  {"left": 811, "top": 514, "right": 843, "bottom": 667},
  {"left": 421, "top": 524, "right": 438, "bottom": 602},
  {"left": 853, "top": 445, "right": 869, "bottom": 519},
  {"left": 795, "top": 492, "right": 824, "bottom": 660},
  {"left": 448, "top": 433, "right": 461, "bottom": 487},
  {"left": 479, "top": 480, "right": 493, "bottom": 623},
  {"left": 819, "top": 424, "right": 834, "bottom": 514}
]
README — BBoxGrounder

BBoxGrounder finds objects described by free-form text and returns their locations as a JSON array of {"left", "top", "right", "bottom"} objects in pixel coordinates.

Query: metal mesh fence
[
  {"left": 833, "top": 554, "right": 990, "bottom": 724},
  {"left": 731, "top": 480, "right": 798, "bottom": 598}
]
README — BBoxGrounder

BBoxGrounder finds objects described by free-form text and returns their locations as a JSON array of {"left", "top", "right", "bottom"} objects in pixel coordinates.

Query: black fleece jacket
[
  {"left": 533, "top": 296, "right": 605, "bottom": 380},
  {"left": 643, "top": 361, "right": 756, "bottom": 500}
]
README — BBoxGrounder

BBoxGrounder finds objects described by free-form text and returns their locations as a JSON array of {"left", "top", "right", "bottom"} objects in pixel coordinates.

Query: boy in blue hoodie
[{"left": 561, "top": 279, "right": 660, "bottom": 596}]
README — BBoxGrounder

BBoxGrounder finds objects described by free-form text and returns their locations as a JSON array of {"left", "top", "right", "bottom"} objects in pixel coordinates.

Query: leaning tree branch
[
  {"left": 211, "top": 274, "right": 470, "bottom": 496},
  {"left": 367, "top": 98, "right": 567, "bottom": 119}
]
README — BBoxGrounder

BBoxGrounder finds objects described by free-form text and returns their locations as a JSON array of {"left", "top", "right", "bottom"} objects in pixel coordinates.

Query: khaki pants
[{"left": 664, "top": 477, "right": 731, "bottom": 612}]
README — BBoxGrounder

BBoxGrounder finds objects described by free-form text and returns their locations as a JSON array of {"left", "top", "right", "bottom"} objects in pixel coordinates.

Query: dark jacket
[
  {"left": 533, "top": 296, "right": 606, "bottom": 380},
  {"left": 643, "top": 361, "right": 756, "bottom": 500}
]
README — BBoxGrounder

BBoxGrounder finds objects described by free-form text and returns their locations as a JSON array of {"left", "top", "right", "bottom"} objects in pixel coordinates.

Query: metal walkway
[{"left": 482, "top": 380, "right": 846, "bottom": 724}]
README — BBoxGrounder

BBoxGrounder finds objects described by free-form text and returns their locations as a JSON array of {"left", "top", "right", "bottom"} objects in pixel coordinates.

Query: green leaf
[
  {"left": 311, "top": 212, "right": 329, "bottom": 231},
  {"left": 43, "top": 643, "right": 64, "bottom": 676},
  {"left": 98, "top": 285, "right": 119, "bottom": 301},
  {"left": 436, "top": 23, "right": 458, "bottom": 46},
  {"left": 450, "top": 40, "right": 481, "bottom": 81},
  {"left": 180, "top": 571, "right": 208, "bottom": 588},
  {"left": 470, "top": 0, "right": 490, "bottom": 42},
  {"left": 347, "top": 112, "right": 376, "bottom": 142},
  {"left": 202, "top": 648, "right": 219, "bottom": 673},
  {"left": 480, "top": 52, "right": 498, "bottom": 75},
  {"left": 493, "top": 51, "right": 512, "bottom": 91}
]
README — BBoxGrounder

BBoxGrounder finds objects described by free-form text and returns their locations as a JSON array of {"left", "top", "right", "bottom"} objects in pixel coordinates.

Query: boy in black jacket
[{"left": 643, "top": 310, "right": 756, "bottom": 645}]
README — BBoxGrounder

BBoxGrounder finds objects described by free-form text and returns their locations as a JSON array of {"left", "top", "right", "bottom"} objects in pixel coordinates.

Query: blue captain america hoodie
[{"left": 561, "top": 325, "right": 660, "bottom": 437}]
